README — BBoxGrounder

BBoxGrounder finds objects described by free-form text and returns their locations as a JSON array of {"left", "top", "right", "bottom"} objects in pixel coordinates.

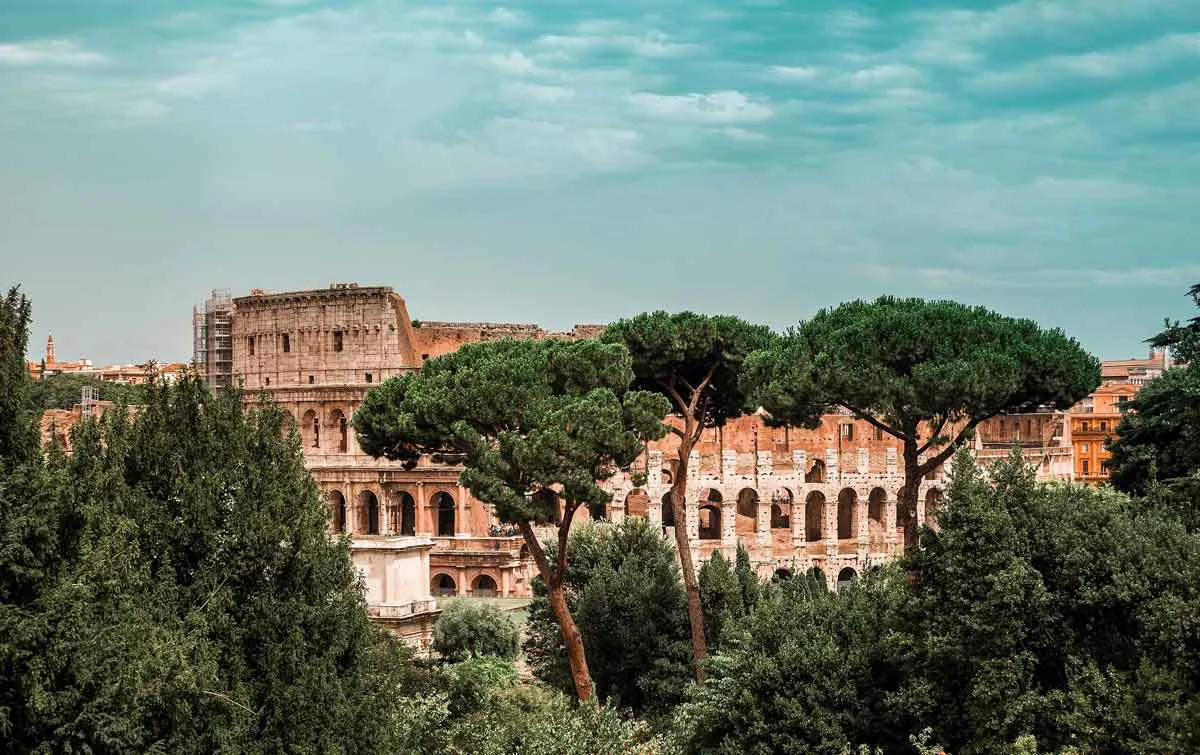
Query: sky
[{"left": 2, "top": 0, "right": 1198, "bottom": 364}]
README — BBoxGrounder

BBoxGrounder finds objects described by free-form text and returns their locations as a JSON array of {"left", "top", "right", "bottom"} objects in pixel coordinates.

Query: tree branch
[
  {"left": 687, "top": 364, "right": 718, "bottom": 418},
  {"left": 661, "top": 378, "right": 688, "bottom": 415},
  {"left": 916, "top": 415, "right": 949, "bottom": 456},
  {"left": 517, "top": 519, "right": 555, "bottom": 588},
  {"left": 556, "top": 499, "right": 581, "bottom": 577},
  {"left": 837, "top": 401, "right": 906, "bottom": 440}
]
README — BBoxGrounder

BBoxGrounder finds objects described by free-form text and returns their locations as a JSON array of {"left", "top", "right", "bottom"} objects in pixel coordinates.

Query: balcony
[{"left": 369, "top": 599, "right": 438, "bottom": 619}]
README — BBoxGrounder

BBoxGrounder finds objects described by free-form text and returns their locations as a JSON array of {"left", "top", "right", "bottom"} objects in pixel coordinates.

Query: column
[
  {"left": 856, "top": 488, "right": 869, "bottom": 560},
  {"left": 756, "top": 493, "right": 771, "bottom": 546},
  {"left": 792, "top": 494, "right": 806, "bottom": 550},
  {"left": 885, "top": 491, "right": 898, "bottom": 555},
  {"left": 915, "top": 485, "right": 926, "bottom": 539},
  {"left": 457, "top": 483, "right": 470, "bottom": 538},
  {"left": 825, "top": 487, "right": 837, "bottom": 557},
  {"left": 721, "top": 498, "right": 737, "bottom": 559},
  {"left": 415, "top": 482, "right": 430, "bottom": 536}
]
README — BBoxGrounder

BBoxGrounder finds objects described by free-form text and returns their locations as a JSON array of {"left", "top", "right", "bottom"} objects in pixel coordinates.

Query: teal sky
[{"left": 2, "top": 0, "right": 1198, "bottom": 364}]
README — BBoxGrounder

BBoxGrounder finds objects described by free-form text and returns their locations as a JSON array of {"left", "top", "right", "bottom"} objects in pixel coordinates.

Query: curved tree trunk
[
  {"left": 899, "top": 444, "right": 922, "bottom": 549},
  {"left": 672, "top": 439, "right": 708, "bottom": 680},
  {"left": 516, "top": 520, "right": 595, "bottom": 705}
]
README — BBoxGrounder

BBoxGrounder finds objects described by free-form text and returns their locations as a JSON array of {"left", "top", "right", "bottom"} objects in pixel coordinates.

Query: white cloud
[
  {"left": 489, "top": 50, "right": 535, "bottom": 75},
  {"left": 867, "top": 264, "right": 1200, "bottom": 290},
  {"left": 154, "top": 70, "right": 235, "bottom": 98},
  {"left": 841, "top": 64, "right": 924, "bottom": 88},
  {"left": 629, "top": 91, "right": 773, "bottom": 124},
  {"left": 499, "top": 81, "right": 574, "bottom": 103},
  {"left": 0, "top": 40, "right": 107, "bottom": 67},
  {"left": 534, "top": 30, "right": 697, "bottom": 59},
  {"left": 915, "top": 0, "right": 1196, "bottom": 46},
  {"left": 771, "top": 65, "right": 818, "bottom": 81}
]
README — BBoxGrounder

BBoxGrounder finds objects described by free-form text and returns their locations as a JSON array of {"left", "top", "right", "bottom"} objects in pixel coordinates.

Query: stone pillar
[
  {"left": 856, "top": 488, "right": 869, "bottom": 559},
  {"left": 456, "top": 483, "right": 469, "bottom": 538},
  {"left": 886, "top": 447, "right": 898, "bottom": 477},
  {"left": 857, "top": 447, "right": 869, "bottom": 475},
  {"left": 457, "top": 567, "right": 467, "bottom": 596},
  {"left": 501, "top": 568, "right": 512, "bottom": 597},
  {"left": 885, "top": 491, "right": 898, "bottom": 555},
  {"left": 756, "top": 493, "right": 771, "bottom": 546},
  {"left": 649, "top": 495, "right": 663, "bottom": 526},
  {"left": 825, "top": 487, "right": 837, "bottom": 557},
  {"left": 825, "top": 448, "right": 838, "bottom": 480},
  {"left": 916, "top": 484, "right": 926, "bottom": 538},
  {"left": 721, "top": 498, "right": 737, "bottom": 558},
  {"left": 756, "top": 451, "right": 772, "bottom": 480},
  {"left": 611, "top": 491, "right": 626, "bottom": 524},
  {"left": 688, "top": 450, "right": 701, "bottom": 482},
  {"left": 648, "top": 450, "right": 664, "bottom": 495},
  {"left": 793, "top": 494, "right": 806, "bottom": 550},
  {"left": 415, "top": 482, "right": 430, "bottom": 536},
  {"left": 686, "top": 493, "right": 699, "bottom": 542},
  {"left": 793, "top": 449, "right": 807, "bottom": 477}
]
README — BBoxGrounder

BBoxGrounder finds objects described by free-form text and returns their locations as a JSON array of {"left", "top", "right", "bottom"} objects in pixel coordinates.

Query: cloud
[
  {"left": 489, "top": 50, "right": 535, "bottom": 75},
  {"left": 154, "top": 70, "right": 235, "bottom": 98},
  {"left": 499, "top": 81, "right": 574, "bottom": 103},
  {"left": 534, "top": 30, "right": 698, "bottom": 59},
  {"left": 770, "top": 65, "right": 818, "bottom": 81},
  {"left": 0, "top": 40, "right": 106, "bottom": 67},
  {"left": 628, "top": 91, "right": 773, "bottom": 124}
]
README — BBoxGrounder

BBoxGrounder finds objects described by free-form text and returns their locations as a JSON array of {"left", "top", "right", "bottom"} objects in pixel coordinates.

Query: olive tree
[
  {"left": 744, "top": 297, "right": 1099, "bottom": 547},
  {"left": 602, "top": 312, "right": 774, "bottom": 675},
  {"left": 353, "top": 338, "right": 669, "bottom": 703}
]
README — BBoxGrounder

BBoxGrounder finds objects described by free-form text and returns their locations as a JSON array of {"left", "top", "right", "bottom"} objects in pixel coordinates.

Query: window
[
  {"left": 872, "top": 426, "right": 885, "bottom": 441},
  {"left": 1081, "top": 442, "right": 1089, "bottom": 452},
  {"left": 421, "top": 353, "right": 430, "bottom": 361},
  {"left": 1101, "top": 460, "right": 1111, "bottom": 474},
  {"left": 365, "top": 373, "right": 373, "bottom": 384},
  {"left": 1081, "top": 421, "right": 1090, "bottom": 432},
  {"left": 308, "top": 375, "right": 315, "bottom": 384},
  {"left": 1100, "top": 421, "right": 1108, "bottom": 432},
  {"left": 840, "top": 424, "right": 854, "bottom": 441},
  {"left": 265, "top": 377, "right": 270, "bottom": 386},
  {"left": 248, "top": 336, "right": 255, "bottom": 356},
  {"left": 282, "top": 334, "right": 290, "bottom": 353},
  {"left": 1082, "top": 459, "right": 1090, "bottom": 475},
  {"left": 333, "top": 331, "right": 344, "bottom": 352}
]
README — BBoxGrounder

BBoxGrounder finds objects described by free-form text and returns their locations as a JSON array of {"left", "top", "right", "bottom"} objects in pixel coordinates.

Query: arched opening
[
  {"left": 472, "top": 574, "right": 499, "bottom": 597},
  {"left": 625, "top": 488, "right": 649, "bottom": 518},
  {"left": 868, "top": 488, "right": 887, "bottom": 543},
  {"left": 837, "top": 567, "right": 858, "bottom": 591},
  {"left": 330, "top": 409, "right": 348, "bottom": 453},
  {"left": 431, "top": 573, "right": 457, "bottom": 597},
  {"left": 805, "top": 458, "right": 826, "bottom": 483},
  {"left": 837, "top": 488, "right": 858, "bottom": 540},
  {"left": 771, "top": 489, "right": 793, "bottom": 529},
  {"left": 398, "top": 491, "right": 416, "bottom": 536},
  {"left": 805, "top": 491, "right": 826, "bottom": 541},
  {"left": 698, "top": 504, "right": 721, "bottom": 540},
  {"left": 660, "top": 467, "right": 673, "bottom": 486},
  {"left": 360, "top": 490, "right": 380, "bottom": 535},
  {"left": 433, "top": 492, "right": 456, "bottom": 536},
  {"left": 591, "top": 501, "right": 607, "bottom": 521},
  {"left": 735, "top": 488, "right": 757, "bottom": 535},
  {"left": 328, "top": 490, "right": 346, "bottom": 533},
  {"left": 773, "top": 568, "right": 794, "bottom": 582},
  {"left": 805, "top": 567, "right": 827, "bottom": 592},
  {"left": 303, "top": 409, "right": 319, "bottom": 448},
  {"left": 925, "top": 488, "right": 944, "bottom": 531},
  {"left": 660, "top": 492, "right": 675, "bottom": 528}
]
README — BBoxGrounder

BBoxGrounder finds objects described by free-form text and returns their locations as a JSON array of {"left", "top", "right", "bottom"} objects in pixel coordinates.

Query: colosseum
[{"left": 223, "top": 283, "right": 947, "bottom": 597}]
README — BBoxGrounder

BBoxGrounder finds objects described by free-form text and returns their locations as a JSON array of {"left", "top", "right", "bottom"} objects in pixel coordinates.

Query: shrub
[{"left": 433, "top": 599, "right": 520, "bottom": 662}]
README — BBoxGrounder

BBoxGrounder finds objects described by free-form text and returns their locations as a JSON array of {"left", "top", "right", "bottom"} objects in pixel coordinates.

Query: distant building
[{"left": 192, "top": 289, "right": 235, "bottom": 390}]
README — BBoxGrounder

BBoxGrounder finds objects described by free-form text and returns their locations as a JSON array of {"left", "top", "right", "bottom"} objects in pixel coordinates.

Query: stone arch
[
  {"left": 805, "top": 567, "right": 827, "bottom": 592},
  {"left": 805, "top": 458, "right": 826, "bottom": 483},
  {"left": 734, "top": 488, "right": 757, "bottom": 535},
  {"left": 330, "top": 408, "right": 349, "bottom": 453},
  {"left": 660, "top": 467, "right": 674, "bottom": 486},
  {"left": 837, "top": 488, "right": 858, "bottom": 540},
  {"left": 472, "top": 574, "right": 499, "bottom": 597},
  {"left": 698, "top": 504, "right": 721, "bottom": 540},
  {"left": 431, "top": 573, "right": 457, "bottom": 597},
  {"left": 867, "top": 487, "right": 887, "bottom": 543},
  {"left": 925, "top": 487, "right": 944, "bottom": 531},
  {"left": 805, "top": 490, "right": 826, "bottom": 541},
  {"left": 837, "top": 567, "right": 858, "bottom": 590},
  {"left": 625, "top": 488, "right": 649, "bottom": 518},
  {"left": 302, "top": 409, "right": 319, "bottom": 448},
  {"left": 328, "top": 490, "right": 347, "bottom": 533},
  {"left": 432, "top": 491, "right": 456, "bottom": 536},
  {"left": 660, "top": 492, "right": 675, "bottom": 528},
  {"left": 359, "top": 490, "right": 381, "bottom": 535},
  {"left": 591, "top": 500, "right": 607, "bottom": 521},
  {"left": 771, "top": 488, "right": 793, "bottom": 529},
  {"left": 773, "top": 568, "right": 794, "bottom": 582},
  {"left": 396, "top": 491, "right": 416, "bottom": 536}
]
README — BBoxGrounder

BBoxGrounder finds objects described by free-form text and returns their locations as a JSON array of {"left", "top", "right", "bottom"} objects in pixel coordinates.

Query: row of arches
[
  {"left": 772, "top": 566, "right": 859, "bottom": 591},
  {"left": 626, "top": 485, "right": 943, "bottom": 541},
  {"left": 431, "top": 573, "right": 499, "bottom": 597},
  {"left": 327, "top": 489, "right": 459, "bottom": 536}
]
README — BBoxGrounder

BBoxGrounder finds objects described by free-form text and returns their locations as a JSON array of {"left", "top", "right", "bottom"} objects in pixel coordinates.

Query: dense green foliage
[
  {"left": 745, "top": 296, "right": 1100, "bottom": 542},
  {"left": 524, "top": 519, "right": 692, "bottom": 714},
  {"left": 601, "top": 312, "right": 775, "bottom": 430},
  {"left": 432, "top": 599, "right": 521, "bottom": 661},
  {"left": 675, "top": 450, "right": 1200, "bottom": 754},
  {"left": 29, "top": 372, "right": 148, "bottom": 411},
  {"left": 0, "top": 286, "right": 419, "bottom": 752},
  {"left": 697, "top": 545, "right": 760, "bottom": 650},
  {"left": 354, "top": 337, "right": 669, "bottom": 530}
]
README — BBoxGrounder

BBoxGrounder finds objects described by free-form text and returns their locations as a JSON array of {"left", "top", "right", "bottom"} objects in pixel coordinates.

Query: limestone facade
[{"left": 225, "top": 283, "right": 947, "bottom": 594}]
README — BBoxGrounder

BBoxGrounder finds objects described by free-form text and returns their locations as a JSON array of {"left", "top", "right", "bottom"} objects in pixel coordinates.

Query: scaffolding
[{"left": 192, "top": 289, "right": 234, "bottom": 390}]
